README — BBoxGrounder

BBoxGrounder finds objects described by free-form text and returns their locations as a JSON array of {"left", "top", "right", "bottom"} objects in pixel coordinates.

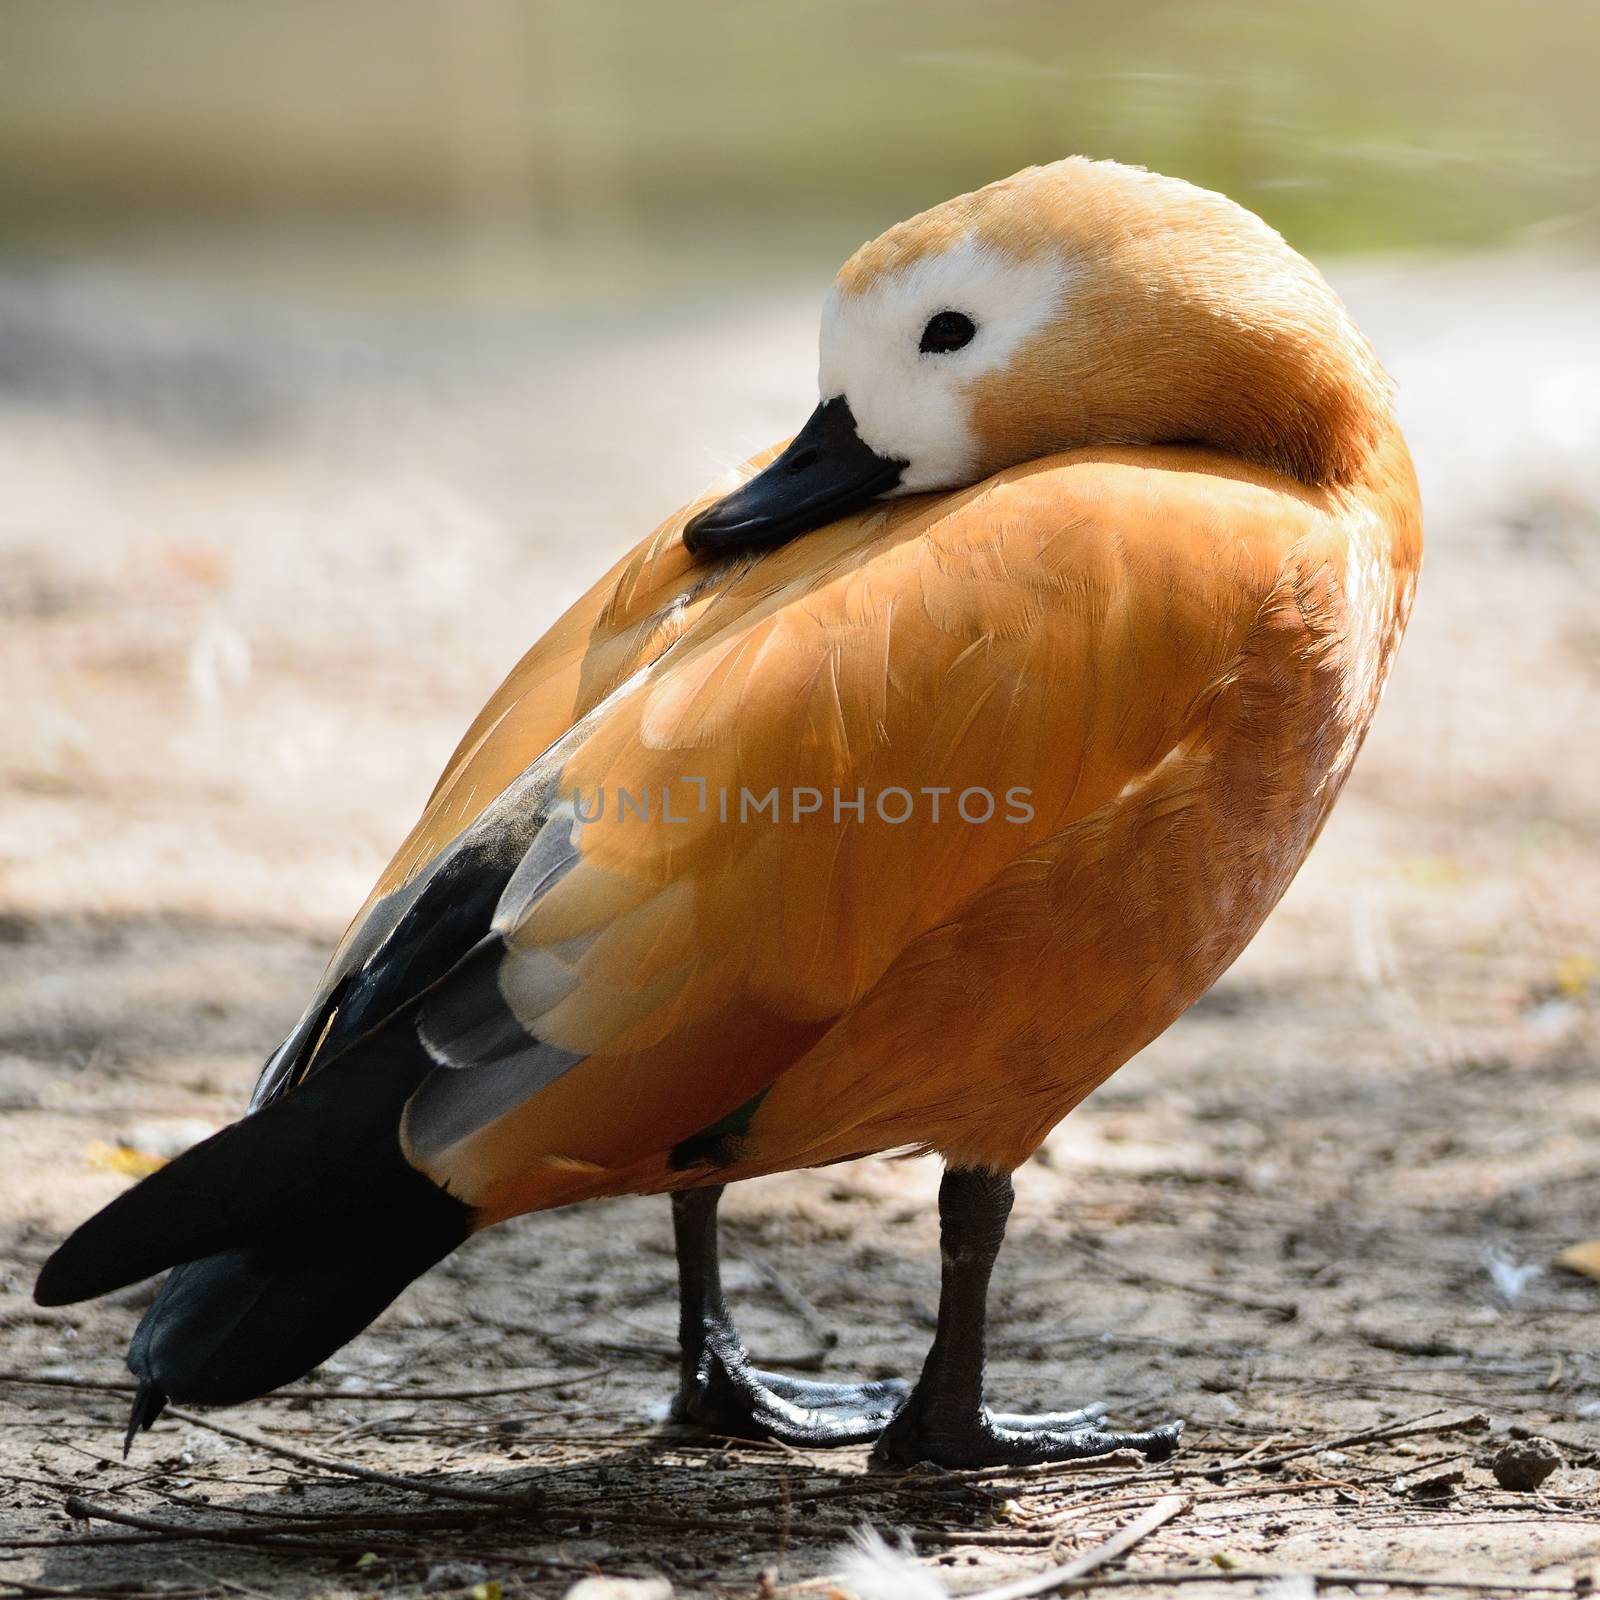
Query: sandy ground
[{"left": 2, "top": 249, "right": 1599, "bottom": 1598}]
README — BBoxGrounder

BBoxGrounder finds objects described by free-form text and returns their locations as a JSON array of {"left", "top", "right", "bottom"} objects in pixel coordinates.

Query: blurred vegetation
[{"left": 1, "top": 0, "right": 1597, "bottom": 308}]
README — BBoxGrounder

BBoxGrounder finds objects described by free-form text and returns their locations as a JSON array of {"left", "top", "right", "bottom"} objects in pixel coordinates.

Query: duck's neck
[
  {"left": 970, "top": 205, "right": 1397, "bottom": 492},
  {"left": 1139, "top": 291, "right": 1395, "bottom": 489}
]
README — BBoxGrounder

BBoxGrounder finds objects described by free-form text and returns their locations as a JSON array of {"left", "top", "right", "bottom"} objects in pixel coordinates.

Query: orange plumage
[
  {"left": 350, "top": 163, "right": 1422, "bottom": 1219},
  {"left": 397, "top": 430, "right": 1419, "bottom": 1222}
]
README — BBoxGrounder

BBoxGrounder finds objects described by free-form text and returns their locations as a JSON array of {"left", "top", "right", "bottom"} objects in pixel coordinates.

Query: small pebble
[
  {"left": 1492, "top": 1436, "right": 1562, "bottom": 1492},
  {"left": 426, "top": 1562, "right": 489, "bottom": 1590}
]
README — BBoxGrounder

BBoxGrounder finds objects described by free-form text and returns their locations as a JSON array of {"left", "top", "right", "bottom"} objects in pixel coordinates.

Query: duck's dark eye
[{"left": 919, "top": 310, "right": 976, "bottom": 355}]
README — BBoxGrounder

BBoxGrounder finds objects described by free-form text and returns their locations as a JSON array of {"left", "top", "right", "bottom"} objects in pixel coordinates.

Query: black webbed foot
[
  {"left": 874, "top": 1399, "right": 1182, "bottom": 1468},
  {"left": 668, "top": 1184, "right": 907, "bottom": 1446},
  {"left": 867, "top": 1168, "right": 1185, "bottom": 1470},
  {"left": 672, "top": 1338, "right": 908, "bottom": 1445}
]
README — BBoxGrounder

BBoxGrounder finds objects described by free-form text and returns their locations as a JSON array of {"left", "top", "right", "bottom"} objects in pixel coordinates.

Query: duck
[{"left": 35, "top": 157, "right": 1421, "bottom": 1469}]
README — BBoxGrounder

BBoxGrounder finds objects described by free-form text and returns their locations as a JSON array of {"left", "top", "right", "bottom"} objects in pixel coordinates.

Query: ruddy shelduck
[{"left": 38, "top": 158, "right": 1422, "bottom": 1468}]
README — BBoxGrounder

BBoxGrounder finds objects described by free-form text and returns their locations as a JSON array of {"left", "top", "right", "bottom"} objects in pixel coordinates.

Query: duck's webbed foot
[
  {"left": 672, "top": 1306, "right": 908, "bottom": 1445},
  {"left": 868, "top": 1168, "right": 1185, "bottom": 1470},
  {"left": 668, "top": 1186, "right": 907, "bottom": 1447},
  {"left": 874, "top": 1399, "right": 1182, "bottom": 1468}
]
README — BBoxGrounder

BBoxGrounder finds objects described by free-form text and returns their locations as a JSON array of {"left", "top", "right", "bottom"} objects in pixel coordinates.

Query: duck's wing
[
  {"left": 395, "top": 450, "right": 1332, "bottom": 1219},
  {"left": 245, "top": 461, "right": 765, "bottom": 1113}
]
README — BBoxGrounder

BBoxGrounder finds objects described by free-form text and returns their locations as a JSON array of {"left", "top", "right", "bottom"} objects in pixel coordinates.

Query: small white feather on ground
[
  {"left": 563, "top": 1578, "right": 674, "bottom": 1600},
  {"left": 830, "top": 1529, "right": 948, "bottom": 1600}
]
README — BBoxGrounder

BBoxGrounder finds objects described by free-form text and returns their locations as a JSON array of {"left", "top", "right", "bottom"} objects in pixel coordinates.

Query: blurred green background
[{"left": 2, "top": 0, "right": 1597, "bottom": 311}]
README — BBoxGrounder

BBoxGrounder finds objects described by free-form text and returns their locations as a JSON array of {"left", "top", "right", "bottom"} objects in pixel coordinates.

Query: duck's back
[{"left": 350, "top": 436, "right": 1419, "bottom": 1222}]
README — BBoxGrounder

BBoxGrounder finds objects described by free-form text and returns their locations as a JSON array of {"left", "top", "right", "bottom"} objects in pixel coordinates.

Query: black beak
[{"left": 683, "top": 397, "right": 906, "bottom": 558}]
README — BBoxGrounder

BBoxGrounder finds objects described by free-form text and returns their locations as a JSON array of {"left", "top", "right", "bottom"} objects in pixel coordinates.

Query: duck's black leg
[
  {"left": 669, "top": 1184, "right": 907, "bottom": 1444},
  {"left": 872, "top": 1168, "right": 1184, "bottom": 1468}
]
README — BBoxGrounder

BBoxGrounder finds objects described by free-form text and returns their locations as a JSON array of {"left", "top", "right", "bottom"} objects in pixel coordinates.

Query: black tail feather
[
  {"left": 123, "top": 1379, "right": 168, "bottom": 1458},
  {"left": 35, "top": 1024, "right": 444, "bottom": 1308},
  {"left": 125, "top": 1196, "right": 470, "bottom": 1412}
]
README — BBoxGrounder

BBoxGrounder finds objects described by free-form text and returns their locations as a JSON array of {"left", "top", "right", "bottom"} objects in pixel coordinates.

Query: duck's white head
[{"left": 685, "top": 157, "right": 1392, "bottom": 556}]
